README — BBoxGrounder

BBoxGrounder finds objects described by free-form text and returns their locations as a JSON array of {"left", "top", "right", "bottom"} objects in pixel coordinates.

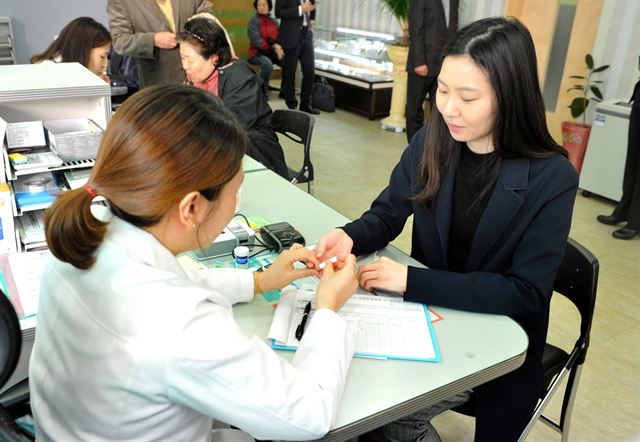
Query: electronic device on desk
[
  {"left": 192, "top": 220, "right": 255, "bottom": 260},
  {"left": 260, "top": 222, "right": 305, "bottom": 252}
]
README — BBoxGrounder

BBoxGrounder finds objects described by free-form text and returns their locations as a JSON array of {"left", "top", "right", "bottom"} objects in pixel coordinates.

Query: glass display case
[{"left": 314, "top": 27, "right": 395, "bottom": 119}]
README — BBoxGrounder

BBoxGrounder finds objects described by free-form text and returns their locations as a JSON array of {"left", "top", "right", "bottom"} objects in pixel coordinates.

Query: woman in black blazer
[{"left": 316, "top": 17, "right": 579, "bottom": 442}]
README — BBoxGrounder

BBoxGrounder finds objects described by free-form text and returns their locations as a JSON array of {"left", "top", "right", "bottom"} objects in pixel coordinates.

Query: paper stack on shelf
[
  {"left": 9, "top": 151, "right": 63, "bottom": 171},
  {"left": 17, "top": 210, "right": 46, "bottom": 250},
  {"left": 63, "top": 168, "right": 91, "bottom": 190}
]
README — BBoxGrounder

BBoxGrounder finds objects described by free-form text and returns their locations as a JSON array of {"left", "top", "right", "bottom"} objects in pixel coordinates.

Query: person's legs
[
  {"left": 249, "top": 55, "right": 273, "bottom": 97},
  {"left": 281, "top": 44, "right": 301, "bottom": 109},
  {"left": 405, "top": 74, "right": 431, "bottom": 143},
  {"left": 613, "top": 103, "right": 640, "bottom": 238},
  {"left": 298, "top": 29, "right": 316, "bottom": 111},
  {"left": 359, "top": 391, "right": 470, "bottom": 442}
]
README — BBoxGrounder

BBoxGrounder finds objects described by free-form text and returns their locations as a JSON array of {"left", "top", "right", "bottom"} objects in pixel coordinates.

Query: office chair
[
  {"left": 518, "top": 237, "right": 599, "bottom": 441},
  {"left": 271, "top": 109, "right": 316, "bottom": 194},
  {"left": 0, "top": 291, "right": 32, "bottom": 441}
]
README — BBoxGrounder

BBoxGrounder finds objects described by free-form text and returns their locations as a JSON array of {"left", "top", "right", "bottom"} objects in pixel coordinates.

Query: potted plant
[
  {"left": 376, "top": 0, "right": 410, "bottom": 131},
  {"left": 562, "top": 54, "right": 609, "bottom": 172}
]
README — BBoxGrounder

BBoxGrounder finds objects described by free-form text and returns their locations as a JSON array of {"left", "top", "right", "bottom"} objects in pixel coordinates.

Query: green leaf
[
  {"left": 569, "top": 75, "right": 586, "bottom": 79},
  {"left": 586, "top": 54, "right": 594, "bottom": 69},
  {"left": 593, "top": 65, "right": 610, "bottom": 73},
  {"left": 570, "top": 97, "right": 587, "bottom": 119},
  {"left": 591, "top": 86, "right": 603, "bottom": 100}
]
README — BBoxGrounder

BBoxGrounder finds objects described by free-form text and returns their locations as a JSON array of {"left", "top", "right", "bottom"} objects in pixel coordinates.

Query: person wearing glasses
[{"left": 30, "top": 85, "right": 358, "bottom": 441}]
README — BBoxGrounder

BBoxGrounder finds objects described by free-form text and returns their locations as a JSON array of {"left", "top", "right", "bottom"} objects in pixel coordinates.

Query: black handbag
[{"left": 311, "top": 76, "right": 335, "bottom": 112}]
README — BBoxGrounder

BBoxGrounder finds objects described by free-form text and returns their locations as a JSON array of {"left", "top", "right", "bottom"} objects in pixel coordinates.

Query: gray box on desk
[{"left": 44, "top": 118, "right": 102, "bottom": 162}]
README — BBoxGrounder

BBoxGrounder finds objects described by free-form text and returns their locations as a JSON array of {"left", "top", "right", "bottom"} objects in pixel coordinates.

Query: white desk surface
[
  {"left": 242, "top": 155, "right": 268, "bottom": 173},
  {"left": 236, "top": 170, "right": 528, "bottom": 441}
]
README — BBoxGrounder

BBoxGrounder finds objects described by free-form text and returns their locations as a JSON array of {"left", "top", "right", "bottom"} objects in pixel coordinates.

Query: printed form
[{"left": 269, "top": 288, "right": 441, "bottom": 362}]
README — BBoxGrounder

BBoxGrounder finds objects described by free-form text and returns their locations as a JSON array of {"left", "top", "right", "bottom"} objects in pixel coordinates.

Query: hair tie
[{"left": 83, "top": 183, "right": 97, "bottom": 198}]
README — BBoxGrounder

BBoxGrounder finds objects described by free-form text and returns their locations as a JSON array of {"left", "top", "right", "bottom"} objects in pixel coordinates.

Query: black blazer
[
  {"left": 275, "top": 0, "right": 316, "bottom": 49},
  {"left": 217, "top": 60, "right": 288, "bottom": 178},
  {"left": 407, "top": 0, "right": 459, "bottom": 75},
  {"left": 343, "top": 127, "right": 578, "bottom": 440}
]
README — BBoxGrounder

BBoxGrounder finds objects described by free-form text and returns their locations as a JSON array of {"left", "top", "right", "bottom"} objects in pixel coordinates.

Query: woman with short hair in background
[
  {"left": 247, "top": 0, "right": 284, "bottom": 98},
  {"left": 31, "top": 16, "right": 111, "bottom": 82},
  {"left": 30, "top": 85, "right": 358, "bottom": 441},
  {"left": 179, "top": 17, "right": 289, "bottom": 179}
]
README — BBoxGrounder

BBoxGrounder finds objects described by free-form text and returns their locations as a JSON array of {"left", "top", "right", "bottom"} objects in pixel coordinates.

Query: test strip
[{"left": 318, "top": 256, "right": 338, "bottom": 270}]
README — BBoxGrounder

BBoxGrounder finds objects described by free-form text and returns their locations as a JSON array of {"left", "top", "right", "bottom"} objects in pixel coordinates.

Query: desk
[
  {"left": 242, "top": 155, "right": 268, "bottom": 173},
  {"left": 235, "top": 169, "right": 528, "bottom": 441}
]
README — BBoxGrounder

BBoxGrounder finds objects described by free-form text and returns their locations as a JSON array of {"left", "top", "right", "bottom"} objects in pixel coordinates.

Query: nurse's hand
[
  {"left": 258, "top": 243, "right": 319, "bottom": 292},
  {"left": 316, "top": 254, "right": 358, "bottom": 312},
  {"left": 315, "top": 229, "right": 353, "bottom": 266},
  {"left": 358, "top": 257, "right": 407, "bottom": 293}
]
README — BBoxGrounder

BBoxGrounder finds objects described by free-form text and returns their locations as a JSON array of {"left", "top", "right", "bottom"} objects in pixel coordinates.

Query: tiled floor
[{"left": 268, "top": 91, "right": 640, "bottom": 441}]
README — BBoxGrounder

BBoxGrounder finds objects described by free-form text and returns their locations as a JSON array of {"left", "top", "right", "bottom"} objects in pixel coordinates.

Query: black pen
[{"left": 295, "top": 301, "right": 312, "bottom": 340}]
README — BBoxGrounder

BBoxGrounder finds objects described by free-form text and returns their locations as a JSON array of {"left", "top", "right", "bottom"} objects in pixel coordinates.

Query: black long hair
[
  {"left": 415, "top": 17, "right": 565, "bottom": 205},
  {"left": 178, "top": 18, "right": 232, "bottom": 68},
  {"left": 31, "top": 17, "right": 111, "bottom": 67}
]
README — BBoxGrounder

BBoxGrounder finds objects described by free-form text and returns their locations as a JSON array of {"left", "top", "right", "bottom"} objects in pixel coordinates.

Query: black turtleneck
[{"left": 448, "top": 145, "right": 498, "bottom": 272}]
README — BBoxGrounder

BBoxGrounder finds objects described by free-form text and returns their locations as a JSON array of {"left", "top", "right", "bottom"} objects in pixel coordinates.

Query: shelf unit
[
  {"left": 0, "top": 62, "right": 111, "bottom": 251},
  {"left": 0, "top": 17, "right": 17, "bottom": 65},
  {"left": 314, "top": 27, "right": 394, "bottom": 120}
]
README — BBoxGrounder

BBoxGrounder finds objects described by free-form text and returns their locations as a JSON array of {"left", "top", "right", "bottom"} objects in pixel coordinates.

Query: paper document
[
  {"left": 0, "top": 250, "right": 48, "bottom": 319},
  {"left": 5, "top": 121, "right": 46, "bottom": 149},
  {"left": 269, "top": 289, "right": 441, "bottom": 362}
]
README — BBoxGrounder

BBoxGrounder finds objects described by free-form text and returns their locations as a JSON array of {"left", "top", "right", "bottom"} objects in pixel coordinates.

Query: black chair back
[
  {"left": 519, "top": 237, "right": 599, "bottom": 441},
  {"left": 0, "top": 290, "right": 32, "bottom": 441},
  {"left": 552, "top": 237, "right": 599, "bottom": 365},
  {"left": 271, "top": 109, "right": 315, "bottom": 192},
  {"left": 0, "top": 292, "right": 20, "bottom": 390}
]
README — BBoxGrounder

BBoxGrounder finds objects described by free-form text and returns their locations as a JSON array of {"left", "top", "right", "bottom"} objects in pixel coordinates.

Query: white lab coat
[{"left": 30, "top": 212, "right": 355, "bottom": 441}]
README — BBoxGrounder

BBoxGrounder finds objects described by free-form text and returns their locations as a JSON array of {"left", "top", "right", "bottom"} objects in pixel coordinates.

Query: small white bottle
[{"left": 234, "top": 246, "right": 249, "bottom": 269}]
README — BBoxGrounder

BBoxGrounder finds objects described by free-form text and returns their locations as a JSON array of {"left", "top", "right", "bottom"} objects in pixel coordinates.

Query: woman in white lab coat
[{"left": 30, "top": 85, "right": 358, "bottom": 441}]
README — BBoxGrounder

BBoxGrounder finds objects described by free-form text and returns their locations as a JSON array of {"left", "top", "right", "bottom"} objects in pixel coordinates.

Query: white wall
[
  {"left": 592, "top": 0, "right": 640, "bottom": 102},
  {"left": 0, "top": 0, "right": 109, "bottom": 64}
]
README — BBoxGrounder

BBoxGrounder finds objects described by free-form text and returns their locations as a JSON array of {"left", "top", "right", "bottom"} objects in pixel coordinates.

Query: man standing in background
[
  {"left": 108, "top": 0, "right": 212, "bottom": 87},
  {"left": 275, "top": 0, "right": 320, "bottom": 114},
  {"left": 406, "top": 0, "right": 459, "bottom": 142}
]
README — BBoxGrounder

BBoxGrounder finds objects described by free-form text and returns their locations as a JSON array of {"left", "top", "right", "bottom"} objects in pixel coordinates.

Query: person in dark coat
[
  {"left": 316, "top": 17, "right": 578, "bottom": 441},
  {"left": 406, "top": 0, "right": 459, "bottom": 143},
  {"left": 275, "top": 0, "right": 319, "bottom": 114},
  {"left": 178, "top": 16, "right": 289, "bottom": 179},
  {"left": 597, "top": 79, "right": 640, "bottom": 240}
]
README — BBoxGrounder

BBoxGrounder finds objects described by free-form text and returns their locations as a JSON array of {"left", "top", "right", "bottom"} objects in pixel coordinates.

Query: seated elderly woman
[
  {"left": 179, "top": 16, "right": 289, "bottom": 179},
  {"left": 31, "top": 16, "right": 111, "bottom": 82}
]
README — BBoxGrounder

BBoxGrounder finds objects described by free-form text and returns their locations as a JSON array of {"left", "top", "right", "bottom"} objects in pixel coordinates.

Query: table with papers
[{"left": 230, "top": 169, "right": 528, "bottom": 441}]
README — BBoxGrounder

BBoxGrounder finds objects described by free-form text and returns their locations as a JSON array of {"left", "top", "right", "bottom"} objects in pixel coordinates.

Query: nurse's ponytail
[{"left": 45, "top": 85, "right": 248, "bottom": 270}]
